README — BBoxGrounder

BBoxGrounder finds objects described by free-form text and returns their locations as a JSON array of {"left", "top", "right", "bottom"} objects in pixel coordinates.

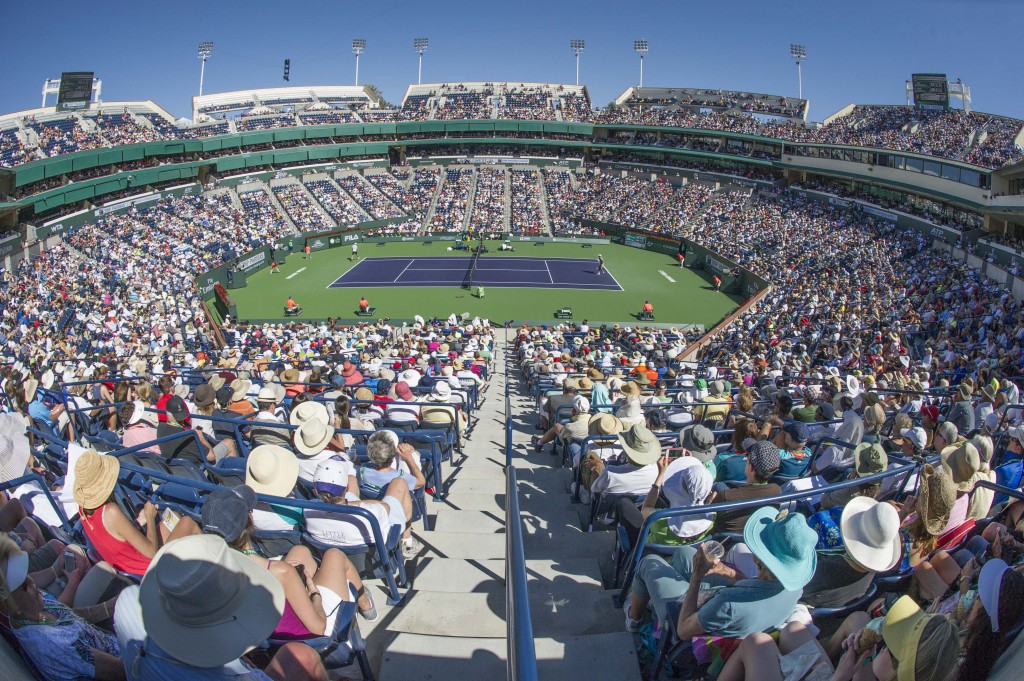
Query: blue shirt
[
  {"left": 697, "top": 579, "right": 803, "bottom": 638},
  {"left": 28, "top": 397, "right": 55, "bottom": 427}
]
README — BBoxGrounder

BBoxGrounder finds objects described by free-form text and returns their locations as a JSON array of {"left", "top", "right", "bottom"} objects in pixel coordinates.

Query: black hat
[{"left": 201, "top": 486, "right": 257, "bottom": 542}]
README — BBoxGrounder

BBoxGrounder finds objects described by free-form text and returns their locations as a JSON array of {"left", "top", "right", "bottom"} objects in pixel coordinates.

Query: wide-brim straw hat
[
  {"left": 245, "top": 445, "right": 299, "bottom": 498},
  {"left": 917, "top": 464, "right": 956, "bottom": 537},
  {"left": 289, "top": 401, "right": 330, "bottom": 427},
  {"left": 72, "top": 449, "right": 120, "bottom": 509},
  {"left": 294, "top": 420, "right": 333, "bottom": 457}
]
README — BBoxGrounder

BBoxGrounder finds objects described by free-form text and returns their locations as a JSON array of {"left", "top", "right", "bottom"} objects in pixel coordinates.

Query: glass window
[
  {"left": 905, "top": 157, "right": 923, "bottom": 173},
  {"left": 941, "top": 165, "right": 960, "bottom": 182},
  {"left": 923, "top": 161, "right": 941, "bottom": 177},
  {"left": 960, "top": 169, "right": 981, "bottom": 187}
]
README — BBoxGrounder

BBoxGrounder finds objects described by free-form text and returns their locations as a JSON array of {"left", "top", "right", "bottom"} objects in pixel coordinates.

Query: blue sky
[{"left": 5, "top": 0, "right": 1022, "bottom": 121}]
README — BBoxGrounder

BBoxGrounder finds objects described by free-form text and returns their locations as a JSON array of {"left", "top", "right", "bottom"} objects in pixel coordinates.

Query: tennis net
[{"left": 463, "top": 249, "right": 481, "bottom": 289}]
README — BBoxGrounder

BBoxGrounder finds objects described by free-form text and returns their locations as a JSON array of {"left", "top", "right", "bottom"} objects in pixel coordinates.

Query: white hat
[
  {"left": 429, "top": 381, "right": 452, "bottom": 401},
  {"left": 139, "top": 534, "right": 285, "bottom": 668},
  {"left": 257, "top": 387, "right": 279, "bottom": 404},
  {"left": 572, "top": 395, "right": 591, "bottom": 413},
  {"left": 900, "top": 426, "right": 927, "bottom": 450},
  {"left": 0, "top": 545, "right": 29, "bottom": 592},
  {"left": 244, "top": 445, "right": 299, "bottom": 497},
  {"left": 293, "top": 419, "right": 332, "bottom": 457},
  {"left": 400, "top": 369, "right": 421, "bottom": 387},
  {"left": 840, "top": 497, "right": 902, "bottom": 572},
  {"left": 127, "top": 400, "right": 157, "bottom": 427},
  {"left": 289, "top": 401, "right": 329, "bottom": 427}
]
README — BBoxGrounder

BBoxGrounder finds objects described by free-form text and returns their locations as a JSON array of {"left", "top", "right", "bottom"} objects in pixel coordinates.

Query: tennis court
[{"left": 327, "top": 256, "right": 623, "bottom": 291}]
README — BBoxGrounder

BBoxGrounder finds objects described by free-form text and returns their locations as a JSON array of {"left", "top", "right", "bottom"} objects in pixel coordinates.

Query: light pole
[
  {"left": 413, "top": 37, "right": 429, "bottom": 85},
  {"left": 633, "top": 39, "right": 648, "bottom": 88},
  {"left": 352, "top": 38, "right": 366, "bottom": 86},
  {"left": 570, "top": 39, "right": 585, "bottom": 86},
  {"left": 790, "top": 43, "right": 807, "bottom": 99},
  {"left": 197, "top": 41, "right": 214, "bottom": 96}
]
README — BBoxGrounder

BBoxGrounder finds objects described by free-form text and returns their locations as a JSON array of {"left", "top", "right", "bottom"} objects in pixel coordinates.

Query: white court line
[
  {"left": 285, "top": 267, "right": 307, "bottom": 280},
  {"left": 328, "top": 280, "right": 622, "bottom": 288},
  {"left": 658, "top": 270, "right": 676, "bottom": 283},
  {"left": 605, "top": 268, "right": 624, "bottom": 291},
  {"left": 394, "top": 259, "right": 416, "bottom": 283},
  {"left": 543, "top": 260, "right": 554, "bottom": 284}
]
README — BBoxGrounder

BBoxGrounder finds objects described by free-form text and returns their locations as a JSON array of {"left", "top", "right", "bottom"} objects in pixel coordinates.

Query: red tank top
[{"left": 79, "top": 504, "right": 152, "bottom": 576}]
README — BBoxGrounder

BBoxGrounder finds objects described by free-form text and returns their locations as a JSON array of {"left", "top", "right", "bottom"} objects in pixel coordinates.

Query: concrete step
[
  {"left": 522, "top": 527, "right": 615, "bottom": 561},
  {"left": 529, "top": 589, "right": 625, "bottom": 638},
  {"left": 433, "top": 508, "right": 506, "bottom": 534},
  {"left": 387, "top": 591, "right": 506, "bottom": 638},
  {"left": 378, "top": 632, "right": 641, "bottom": 681},
  {"left": 444, "top": 465, "right": 505, "bottom": 480},
  {"left": 379, "top": 633, "right": 505, "bottom": 681},
  {"left": 410, "top": 557, "right": 603, "bottom": 593},
  {"left": 443, "top": 476, "right": 506, "bottom": 495},
  {"left": 437, "top": 493, "right": 505, "bottom": 513},
  {"left": 535, "top": 633, "right": 642, "bottom": 681},
  {"left": 411, "top": 530, "right": 506, "bottom": 560}
]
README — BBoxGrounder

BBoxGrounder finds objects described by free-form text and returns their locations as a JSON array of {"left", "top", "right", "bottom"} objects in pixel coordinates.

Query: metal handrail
[{"left": 505, "top": 355, "right": 538, "bottom": 680}]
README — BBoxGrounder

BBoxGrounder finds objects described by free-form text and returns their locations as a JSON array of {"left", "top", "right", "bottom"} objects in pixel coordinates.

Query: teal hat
[{"left": 742, "top": 507, "right": 818, "bottom": 592}]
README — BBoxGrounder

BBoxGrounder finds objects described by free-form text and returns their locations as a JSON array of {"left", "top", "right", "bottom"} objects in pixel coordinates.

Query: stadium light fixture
[
  {"left": 352, "top": 38, "right": 366, "bottom": 86},
  {"left": 570, "top": 39, "right": 585, "bottom": 86},
  {"left": 197, "top": 41, "right": 214, "bottom": 97},
  {"left": 790, "top": 43, "right": 807, "bottom": 100},
  {"left": 634, "top": 39, "right": 648, "bottom": 88},
  {"left": 414, "top": 37, "right": 429, "bottom": 85}
]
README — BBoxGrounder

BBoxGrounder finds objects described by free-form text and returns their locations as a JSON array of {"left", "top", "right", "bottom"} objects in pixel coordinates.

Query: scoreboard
[
  {"left": 911, "top": 73, "right": 949, "bottom": 109},
  {"left": 56, "top": 72, "right": 95, "bottom": 111}
]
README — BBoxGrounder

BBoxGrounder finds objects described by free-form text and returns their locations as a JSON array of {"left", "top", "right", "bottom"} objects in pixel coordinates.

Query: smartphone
[
  {"left": 63, "top": 552, "right": 76, "bottom": 573},
  {"left": 665, "top": 447, "right": 687, "bottom": 458},
  {"left": 295, "top": 563, "right": 308, "bottom": 588}
]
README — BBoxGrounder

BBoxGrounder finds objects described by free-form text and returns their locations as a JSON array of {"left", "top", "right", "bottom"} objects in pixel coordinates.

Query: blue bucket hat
[{"left": 742, "top": 507, "right": 818, "bottom": 592}]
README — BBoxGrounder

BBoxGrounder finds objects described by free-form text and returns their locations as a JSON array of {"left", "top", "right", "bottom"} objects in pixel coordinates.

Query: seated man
[
  {"left": 576, "top": 423, "right": 660, "bottom": 502},
  {"left": 624, "top": 506, "right": 818, "bottom": 638},
  {"left": 359, "top": 296, "right": 369, "bottom": 313},
  {"left": 641, "top": 300, "right": 654, "bottom": 319}
]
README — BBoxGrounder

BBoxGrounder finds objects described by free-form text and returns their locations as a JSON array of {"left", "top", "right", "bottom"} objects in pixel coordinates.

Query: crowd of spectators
[
  {"left": 234, "top": 114, "right": 298, "bottom": 132},
  {"left": 508, "top": 169, "right": 547, "bottom": 235},
  {"left": 468, "top": 168, "right": 506, "bottom": 234},
  {"left": 271, "top": 184, "right": 334, "bottom": 232},
  {"left": 336, "top": 175, "right": 404, "bottom": 221},
  {"left": 304, "top": 178, "right": 369, "bottom": 226},
  {"left": 429, "top": 169, "right": 473, "bottom": 233}
]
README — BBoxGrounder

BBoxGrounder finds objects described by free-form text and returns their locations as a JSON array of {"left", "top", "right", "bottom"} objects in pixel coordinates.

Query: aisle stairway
[{"left": 368, "top": 337, "right": 639, "bottom": 680}]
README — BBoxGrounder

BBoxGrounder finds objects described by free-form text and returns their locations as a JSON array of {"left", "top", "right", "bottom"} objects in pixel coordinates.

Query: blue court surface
[{"left": 328, "top": 256, "right": 622, "bottom": 291}]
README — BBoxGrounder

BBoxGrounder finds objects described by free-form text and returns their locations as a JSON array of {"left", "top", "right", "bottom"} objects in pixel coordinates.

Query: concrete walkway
[{"left": 367, "top": 335, "right": 639, "bottom": 680}]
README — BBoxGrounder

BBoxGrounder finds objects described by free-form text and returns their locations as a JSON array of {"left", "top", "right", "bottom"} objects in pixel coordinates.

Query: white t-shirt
[
  {"left": 591, "top": 462, "right": 658, "bottom": 495},
  {"left": 305, "top": 502, "right": 393, "bottom": 547}
]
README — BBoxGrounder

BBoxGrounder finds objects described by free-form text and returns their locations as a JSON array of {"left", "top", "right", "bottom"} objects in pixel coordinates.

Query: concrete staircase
[{"left": 362, "top": 337, "right": 639, "bottom": 680}]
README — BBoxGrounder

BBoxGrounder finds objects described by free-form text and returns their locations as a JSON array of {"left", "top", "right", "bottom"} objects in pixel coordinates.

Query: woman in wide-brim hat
[{"left": 74, "top": 450, "right": 196, "bottom": 577}]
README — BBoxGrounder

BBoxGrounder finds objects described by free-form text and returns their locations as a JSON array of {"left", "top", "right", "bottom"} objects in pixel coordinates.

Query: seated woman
[
  {"left": 73, "top": 450, "right": 198, "bottom": 578},
  {"left": 0, "top": 535, "right": 126, "bottom": 681},
  {"left": 196, "top": 486, "right": 378, "bottom": 634},
  {"left": 713, "top": 418, "right": 760, "bottom": 484},
  {"left": 360, "top": 431, "right": 426, "bottom": 554}
]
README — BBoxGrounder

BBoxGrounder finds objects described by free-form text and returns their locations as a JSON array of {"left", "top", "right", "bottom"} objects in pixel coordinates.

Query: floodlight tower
[
  {"left": 352, "top": 39, "right": 366, "bottom": 85},
  {"left": 790, "top": 43, "right": 807, "bottom": 99},
  {"left": 570, "top": 39, "right": 585, "bottom": 86},
  {"left": 197, "top": 41, "right": 214, "bottom": 96},
  {"left": 414, "top": 37, "right": 429, "bottom": 85},
  {"left": 634, "top": 39, "right": 648, "bottom": 88}
]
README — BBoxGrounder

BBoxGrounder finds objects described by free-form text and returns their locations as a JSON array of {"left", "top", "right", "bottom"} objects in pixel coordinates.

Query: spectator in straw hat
[
  {"left": 892, "top": 464, "right": 956, "bottom": 572},
  {"left": 577, "top": 424, "right": 661, "bottom": 501},
  {"left": 948, "top": 383, "right": 976, "bottom": 436},
  {"left": 246, "top": 444, "right": 302, "bottom": 533},
  {"left": 113, "top": 534, "right": 328, "bottom": 680},
  {"left": 74, "top": 450, "right": 197, "bottom": 577}
]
